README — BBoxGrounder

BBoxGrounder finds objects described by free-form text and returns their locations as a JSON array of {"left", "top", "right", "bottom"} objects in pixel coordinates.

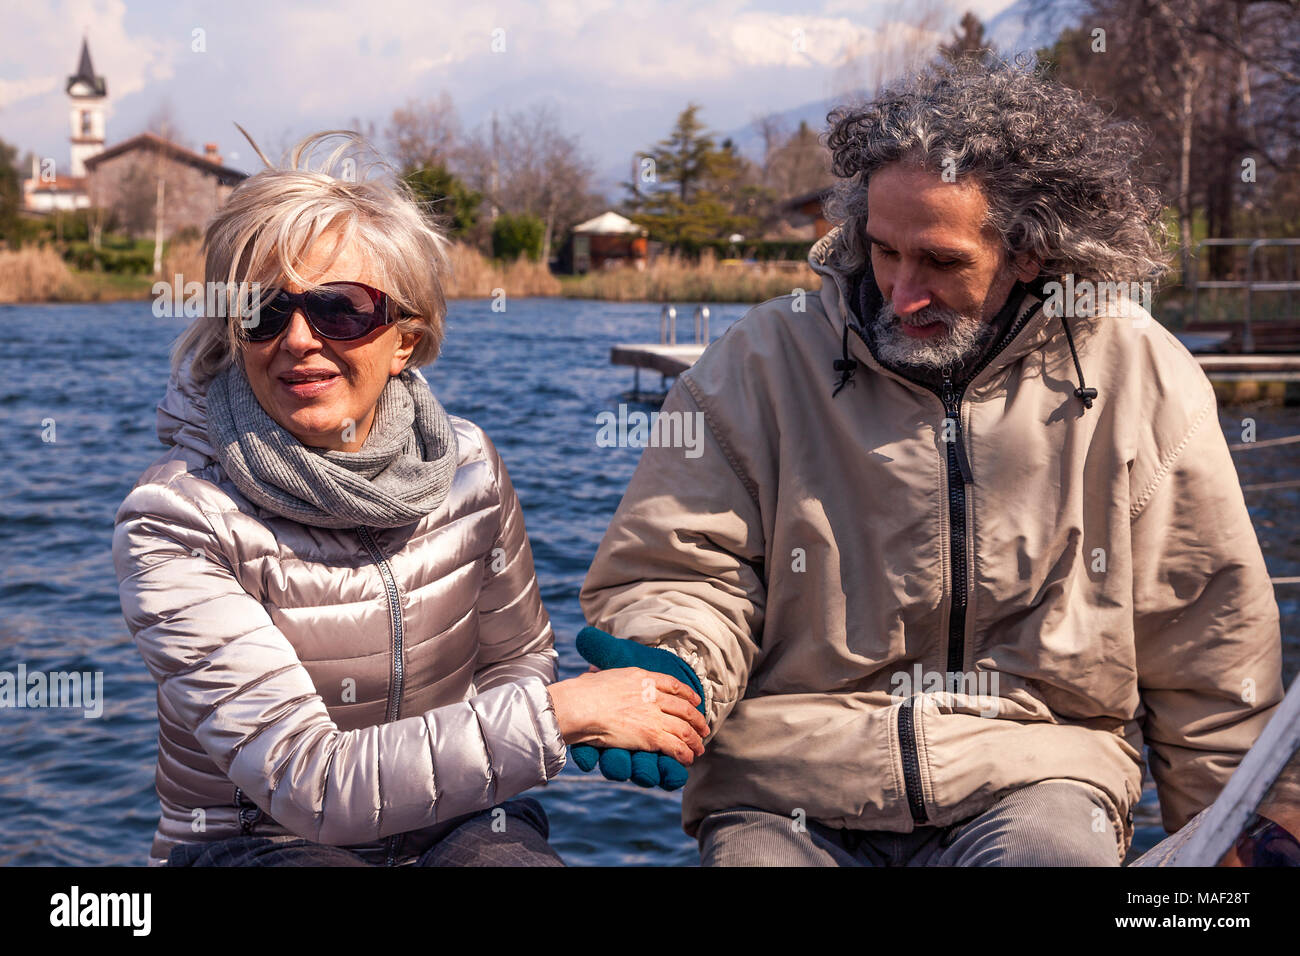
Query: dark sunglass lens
[
  {"left": 307, "top": 285, "right": 382, "bottom": 339},
  {"left": 243, "top": 291, "right": 293, "bottom": 341},
  {"left": 331, "top": 283, "right": 378, "bottom": 311}
]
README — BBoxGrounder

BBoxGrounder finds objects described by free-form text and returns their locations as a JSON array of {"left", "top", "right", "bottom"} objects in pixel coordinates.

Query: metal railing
[
  {"left": 659, "top": 305, "right": 710, "bottom": 345},
  {"left": 1229, "top": 429, "right": 1300, "bottom": 585},
  {"left": 1190, "top": 238, "right": 1300, "bottom": 352}
]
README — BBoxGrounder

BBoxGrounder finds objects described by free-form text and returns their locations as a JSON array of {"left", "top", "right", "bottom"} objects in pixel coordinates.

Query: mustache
[{"left": 877, "top": 302, "right": 964, "bottom": 328}]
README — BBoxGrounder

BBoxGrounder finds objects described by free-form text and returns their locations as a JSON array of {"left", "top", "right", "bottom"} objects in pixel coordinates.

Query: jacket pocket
[{"left": 915, "top": 698, "right": 1142, "bottom": 853}]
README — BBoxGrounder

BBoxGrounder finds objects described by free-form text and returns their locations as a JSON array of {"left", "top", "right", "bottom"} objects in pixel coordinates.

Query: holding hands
[{"left": 546, "top": 627, "right": 708, "bottom": 790}]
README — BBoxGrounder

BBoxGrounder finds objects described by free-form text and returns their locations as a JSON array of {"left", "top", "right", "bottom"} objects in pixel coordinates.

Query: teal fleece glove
[{"left": 568, "top": 626, "right": 706, "bottom": 791}]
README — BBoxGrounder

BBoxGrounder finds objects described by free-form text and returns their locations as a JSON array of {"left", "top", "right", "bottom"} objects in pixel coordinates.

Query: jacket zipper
[
  {"left": 897, "top": 698, "right": 927, "bottom": 824},
  {"left": 866, "top": 299, "right": 1040, "bottom": 827},
  {"left": 928, "top": 302, "right": 1039, "bottom": 678},
  {"left": 938, "top": 370, "right": 972, "bottom": 678},
  {"left": 357, "top": 525, "right": 405, "bottom": 866}
]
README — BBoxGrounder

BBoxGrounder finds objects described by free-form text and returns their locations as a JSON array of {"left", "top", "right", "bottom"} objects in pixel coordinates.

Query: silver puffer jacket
[{"left": 113, "top": 361, "right": 567, "bottom": 866}]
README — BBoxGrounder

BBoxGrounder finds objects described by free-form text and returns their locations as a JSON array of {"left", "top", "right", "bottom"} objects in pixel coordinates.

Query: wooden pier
[
  {"left": 612, "top": 305, "right": 712, "bottom": 400},
  {"left": 1201, "top": 355, "right": 1300, "bottom": 404},
  {"left": 610, "top": 343, "right": 706, "bottom": 378}
]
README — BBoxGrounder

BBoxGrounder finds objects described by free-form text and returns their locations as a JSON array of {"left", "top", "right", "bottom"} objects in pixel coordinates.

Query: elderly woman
[{"left": 113, "top": 131, "right": 707, "bottom": 867}]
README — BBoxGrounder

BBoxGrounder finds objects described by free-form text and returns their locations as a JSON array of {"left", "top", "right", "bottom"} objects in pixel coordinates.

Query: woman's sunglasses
[{"left": 241, "top": 280, "right": 407, "bottom": 343}]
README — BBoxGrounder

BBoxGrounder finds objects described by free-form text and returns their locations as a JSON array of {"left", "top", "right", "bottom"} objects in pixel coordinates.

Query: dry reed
[
  {"left": 1, "top": 240, "right": 813, "bottom": 306},
  {"left": 441, "top": 243, "right": 561, "bottom": 298},
  {"left": 0, "top": 245, "right": 85, "bottom": 303},
  {"left": 161, "top": 237, "right": 205, "bottom": 285},
  {"left": 561, "top": 249, "right": 817, "bottom": 303}
]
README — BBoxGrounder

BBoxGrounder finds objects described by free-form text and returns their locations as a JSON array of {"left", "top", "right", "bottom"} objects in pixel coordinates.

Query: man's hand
[
  {"left": 547, "top": 666, "right": 706, "bottom": 766},
  {"left": 567, "top": 627, "right": 708, "bottom": 791}
]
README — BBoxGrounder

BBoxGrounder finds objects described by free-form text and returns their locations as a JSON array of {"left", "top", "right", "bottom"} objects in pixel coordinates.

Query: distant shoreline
[
  {"left": 0, "top": 283, "right": 800, "bottom": 306},
  {"left": 0, "top": 257, "right": 821, "bottom": 306}
]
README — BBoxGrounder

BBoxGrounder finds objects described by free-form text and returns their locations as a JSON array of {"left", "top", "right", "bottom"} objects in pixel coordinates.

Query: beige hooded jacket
[{"left": 580, "top": 227, "right": 1284, "bottom": 861}]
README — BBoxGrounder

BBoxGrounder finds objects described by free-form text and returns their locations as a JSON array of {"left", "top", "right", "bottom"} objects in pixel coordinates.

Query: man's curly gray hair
[{"left": 823, "top": 57, "right": 1171, "bottom": 286}]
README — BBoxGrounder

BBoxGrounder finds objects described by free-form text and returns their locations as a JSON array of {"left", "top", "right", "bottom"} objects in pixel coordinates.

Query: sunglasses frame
[{"left": 240, "top": 280, "right": 407, "bottom": 343}]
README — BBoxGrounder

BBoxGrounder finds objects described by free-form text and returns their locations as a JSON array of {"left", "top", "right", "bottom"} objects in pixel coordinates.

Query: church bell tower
[{"left": 66, "top": 37, "right": 107, "bottom": 178}]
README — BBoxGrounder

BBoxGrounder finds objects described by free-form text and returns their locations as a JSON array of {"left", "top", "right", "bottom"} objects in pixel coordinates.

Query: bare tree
[
  {"left": 112, "top": 160, "right": 158, "bottom": 239},
  {"left": 385, "top": 93, "right": 461, "bottom": 171},
  {"left": 142, "top": 99, "right": 190, "bottom": 149},
  {"left": 346, "top": 115, "right": 380, "bottom": 146},
  {"left": 1048, "top": 0, "right": 1300, "bottom": 281},
  {"left": 829, "top": 0, "right": 949, "bottom": 100},
  {"left": 767, "top": 120, "right": 831, "bottom": 198},
  {"left": 1143, "top": 1, "right": 1208, "bottom": 284},
  {"left": 753, "top": 113, "right": 790, "bottom": 180},
  {"left": 461, "top": 104, "right": 598, "bottom": 261}
]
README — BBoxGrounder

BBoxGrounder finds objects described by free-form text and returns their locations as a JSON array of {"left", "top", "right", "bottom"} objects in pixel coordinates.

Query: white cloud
[
  {"left": 2, "top": 0, "right": 174, "bottom": 106},
  {"left": 3, "top": 0, "right": 1028, "bottom": 187},
  {"left": 0, "top": 75, "right": 59, "bottom": 111}
]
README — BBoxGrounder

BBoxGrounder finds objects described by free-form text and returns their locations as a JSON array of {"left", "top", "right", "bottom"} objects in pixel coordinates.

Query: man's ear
[
  {"left": 1011, "top": 251, "right": 1041, "bottom": 283},
  {"left": 390, "top": 326, "right": 422, "bottom": 376}
]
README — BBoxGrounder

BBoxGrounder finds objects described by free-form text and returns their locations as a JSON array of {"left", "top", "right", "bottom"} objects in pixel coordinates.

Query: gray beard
[{"left": 869, "top": 300, "right": 996, "bottom": 371}]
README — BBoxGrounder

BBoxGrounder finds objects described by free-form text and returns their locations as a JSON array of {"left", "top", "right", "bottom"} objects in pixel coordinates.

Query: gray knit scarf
[{"left": 205, "top": 361, "right": 459, "bottom": 529}]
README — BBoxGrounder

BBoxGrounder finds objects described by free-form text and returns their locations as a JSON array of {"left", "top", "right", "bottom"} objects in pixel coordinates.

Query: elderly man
[{"left": 577, "top": 59, "right": 1284, "bottom": 866}]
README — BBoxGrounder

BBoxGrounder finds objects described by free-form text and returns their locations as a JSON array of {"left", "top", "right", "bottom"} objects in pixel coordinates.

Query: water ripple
[{"left": 0, "top": 299, "right": 1294, "bottom": 866}]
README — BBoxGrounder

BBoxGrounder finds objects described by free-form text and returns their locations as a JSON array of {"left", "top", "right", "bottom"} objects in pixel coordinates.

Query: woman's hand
[{"left": 547, "top": 668, "right": 709, "bottom": 766}]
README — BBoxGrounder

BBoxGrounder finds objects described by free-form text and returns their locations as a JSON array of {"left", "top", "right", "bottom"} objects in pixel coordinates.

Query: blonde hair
[{"left": 171, "top": 128, "right": 452, "bottom": 385}]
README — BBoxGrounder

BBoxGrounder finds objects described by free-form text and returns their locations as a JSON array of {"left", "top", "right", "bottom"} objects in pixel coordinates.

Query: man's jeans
[
  {"left": 165, "top": 797, "right": 563, "bottom": 867},
  {"left": 698, "top": 781, "right": 1121, "bottom": 866}
]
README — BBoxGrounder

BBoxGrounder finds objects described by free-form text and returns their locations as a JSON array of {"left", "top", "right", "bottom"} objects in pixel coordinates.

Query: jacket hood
[
  {"left": 806, "top": 224, "right": 1098, "bottom": 410},
  {"left": 157, "top": 352, "right": 216, "bottom": 458}
]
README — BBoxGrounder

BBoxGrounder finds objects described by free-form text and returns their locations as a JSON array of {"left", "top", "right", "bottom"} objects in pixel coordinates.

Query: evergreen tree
[
  {"left": 402, "top": 163, "right": 482, "bottom": 239},
  {"left": 651, "top": 103, "right": 715, "bottom": 204},
  {"left": 0, "top": 138, "right": 22, "bottom": 245},
  {"left": 491, "top": 212, "right": 545, "bottom": 261},
  {"left": 939, "top": 11, "right": 994, "bottom": 63},
  {"left": 624, "top": 106, "right": 761, "bottom": 247}
]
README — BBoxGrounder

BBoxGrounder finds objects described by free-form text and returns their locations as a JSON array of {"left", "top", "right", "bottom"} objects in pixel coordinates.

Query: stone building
[{"left": 84, "top": 134, "right": 246, "bottom": 239}]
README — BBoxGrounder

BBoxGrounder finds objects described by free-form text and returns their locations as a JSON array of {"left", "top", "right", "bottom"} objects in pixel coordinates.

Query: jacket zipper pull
[{"left": 941, "top": 372, "right": 974, "bottom": 485}]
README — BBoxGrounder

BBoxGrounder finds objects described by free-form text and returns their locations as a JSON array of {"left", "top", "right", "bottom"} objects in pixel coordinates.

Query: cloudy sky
[{"left": 1, "top": 0, "right": 1050, "bottom": 197}]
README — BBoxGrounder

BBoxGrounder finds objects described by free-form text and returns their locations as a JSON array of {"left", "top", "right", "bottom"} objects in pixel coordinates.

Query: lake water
[{"left": 1, "top": 298, "right": 1296, "bottom": 866}]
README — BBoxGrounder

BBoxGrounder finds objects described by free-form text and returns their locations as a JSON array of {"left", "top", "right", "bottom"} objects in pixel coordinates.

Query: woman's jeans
[{"left": 165, "top": 797, "right": 563, "bottom": 867}]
